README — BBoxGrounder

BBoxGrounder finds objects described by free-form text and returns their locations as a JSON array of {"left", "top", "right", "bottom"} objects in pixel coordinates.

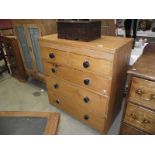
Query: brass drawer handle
[
  {"left": 83, "top": 96, "right": 90, "bottom": 103},
  {"left": 141, "top": 119, "right": 150, "bottom": 124},
  {"left": 49, "top": 53, "right": 55, "bottom": 59},
  {"left": 53, "top": 83, "right": 59, "bottom": 89},
  {"left": 83, "top": 115, "right": 89, "bottom": 120},
  {"left": 83, "top": 61, "right": 90, "bottom": 68},
  {"left": 130, "top": 113, "right": 137, "bottom": 120},
  {"left": 135, "top": 89, "right": 151, "bottom": 101},
  {"left": 83, "top": 79, "right": 90, "bottom": 85},
  {"left": 135, "top": 89, "right": 143, "bottom": 95}
]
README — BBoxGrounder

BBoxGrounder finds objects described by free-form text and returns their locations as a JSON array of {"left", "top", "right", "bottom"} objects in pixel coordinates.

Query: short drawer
[
  {"left": 44, "top": 62, "right": 111, "bottom": 96},
  {"left": 120, "top": 123, "right": 147, "bottom": 135},
  {"left": 46, "top": 76, "right": 108, "bottom": 117},
  {"left": 48, "top": 91, "right": 105, "bottom": 132},
  {"left": 129, "top": 77, "right": 155, "bottom": 111},
  {"left": 69, "top": 52, "right": 112, "bottom": 76},
  {"left": 41, "top": 47, "right": 68, "bottom": 65},
  {"left": 124, "top": 102, "right": 155, "bottom": 134}
]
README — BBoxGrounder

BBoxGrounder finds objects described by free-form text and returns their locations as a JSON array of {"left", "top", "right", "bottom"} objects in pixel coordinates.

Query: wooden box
[{"left": 57, "top": 20, "right": 101, "bottom": 41}]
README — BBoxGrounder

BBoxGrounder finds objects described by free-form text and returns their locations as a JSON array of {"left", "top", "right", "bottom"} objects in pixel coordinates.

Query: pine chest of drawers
[
  {"left": 120, "top": 47, "right": 155, "bottom": 135},
  {"left": 39, "top": 34, "right": 132, "bottom": 133}
]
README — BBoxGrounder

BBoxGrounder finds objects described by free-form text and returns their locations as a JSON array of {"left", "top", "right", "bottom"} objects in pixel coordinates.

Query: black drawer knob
[
  {"left": 83, "top": 61, "right": 90, "bottom": 68},
  {"left": 49, "top": 53, "right": 55, "bottom": 59},
  {"left": 83, "top": 115, "right": 89, "bottom": 120},
  {"left": 51, "top": 68, "right": 56, "bottom": 73},
  {"left": 83, "top": 96, "right": 90, "bottom": 103},
  {"left": 56, "top": 99, "right": 60, "bottom": 104},
  {"left": 83, "top": 79, "right": 90, "bottom": 85},
  {"left": 53, "top": 83, "right": 59, "bottom": 89}
]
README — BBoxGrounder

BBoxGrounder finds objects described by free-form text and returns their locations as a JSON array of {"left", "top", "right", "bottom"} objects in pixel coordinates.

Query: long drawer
[
  {"left": 124, "top": 102, "right": 155, "bottom": 134},
  {"left": 69, "top": 52, "right": 112, "bottom": 76},
  {"left": 48, "top": 90, "right": 105, "bottom": 132},
  {"left": 46, "top": 76, "right": 108, "bottom": 117},
  {"left": 129, "top": 77, "right": 155, "bottom": 111},
  {"left": 44, "top": 62, "right": 111, "bottom": 96},
  {"left": 120, "top": 123, "right": 147, "bottom": 135}
]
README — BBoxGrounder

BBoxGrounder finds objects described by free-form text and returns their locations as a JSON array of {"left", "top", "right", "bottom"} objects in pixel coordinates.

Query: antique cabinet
[
  {"left": 120, "top": 45, "right": 155, "bottom": 135},
  {"left": 0, "top": 36, "right": 27, "bottom": 81},
  {"left": 12, "top": 20, "right": 57, "bottom": 81},
  {"left": 40, "top": 34, "right": 132, "bottom": 133}
]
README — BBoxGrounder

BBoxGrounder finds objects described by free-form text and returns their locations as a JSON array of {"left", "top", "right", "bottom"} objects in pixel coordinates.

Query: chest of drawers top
[
  {"left": 128, "top": 51, "right": 155, "bottom": 81},
  {"left": 39, "top": 34, "right": 132, "bottom": 59}
]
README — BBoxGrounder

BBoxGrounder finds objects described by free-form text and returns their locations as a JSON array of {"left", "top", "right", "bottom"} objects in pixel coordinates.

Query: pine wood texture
[
  {"left": 40, "top": 34, "right": 133, "bottom": 133},
  {"left": 121, "top": 44, "right": 155, "bottom": 135},
  {"left": 46, "top": 76, "right": 108, "bottom": 117},
  {"left": 44, "top": 62, "right": 111, "bottom": 96}
]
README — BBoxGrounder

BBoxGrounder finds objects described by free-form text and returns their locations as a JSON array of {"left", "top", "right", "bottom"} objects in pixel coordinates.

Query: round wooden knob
[
  {"left": 49, "top": 53, "right": 55, "bottom": 59},
  {"left": 83, "top": 115, "right": 89, "bottom": 120},
  {"left": 53, "top": 83, "right": 59, "bottom": 89},
  {"left": 83, "top": 79, "right": 90, "bottom": 85},
  {"left": 83, "top": 61, "right": 90, "bottom": 68},
  {"left": 51, "top": 68, "right": 56, "bottom": 73},
  {"left": 83, "top": 96, "right": 90, "bottom": 103},
  {"left": 56, "top": 99, "right": 60, "bottom": 104}
]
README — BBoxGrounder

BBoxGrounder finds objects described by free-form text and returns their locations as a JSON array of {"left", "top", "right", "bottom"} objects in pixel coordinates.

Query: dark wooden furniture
[
  {"left": 40, "top": 34, "right": 133, "bottom": 133},
  {"left": 120, "top": 43, "right": 155, "bottom": 135},
  {"left": 0, "top": 36, "right": 27, "bottom": 81},
  {"left": 57, "top": 20, "right": 101, "bottom": 41},
  {"left": 0, "top": 111, "right": 60, "bottom": 135},
  {"left": 0, "top": 38, "right": 10, "bottom": 74}
]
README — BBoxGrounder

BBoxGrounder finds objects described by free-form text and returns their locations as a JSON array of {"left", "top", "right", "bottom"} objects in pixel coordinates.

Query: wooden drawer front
[
  {"left": 48, "top": 91, "right": 105, "bottom": 132},
  {"left": 46, "top": 76, "right": 108, "bottom": 117},
  {"left": 69, "top": 53, "right": 112, "bottom": 76},
  {"left": 124, "top": 102, "right": 155, "bottom": 134},
  {"left": 120, "top": 123, "right": 147, "bottom": 135},
  {"left": 129, "top": 77, "right": 155, "bottom": 111},
  {"left": 41, "top": 47, "right": 68, "bottom": 65},
  {"left": 44, "top": 62, "right": 111, "bottom": 96}
]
